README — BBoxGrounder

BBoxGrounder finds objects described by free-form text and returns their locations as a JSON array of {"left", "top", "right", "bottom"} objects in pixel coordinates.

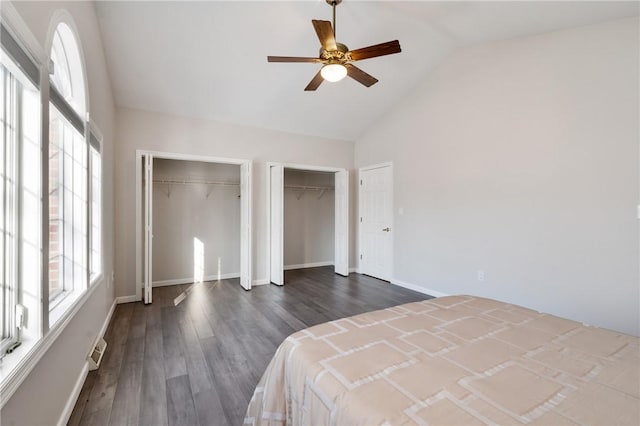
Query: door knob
[{"left": 382, "top": 227, "right": 390, "bottom": 232}]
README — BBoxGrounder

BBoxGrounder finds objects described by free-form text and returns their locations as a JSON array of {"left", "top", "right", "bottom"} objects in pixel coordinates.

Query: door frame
[
  {"left": 266, "top": 162, "right": 349, "bottom": 285},
  {"left": 135, "top": 150, "right": 253, "bottom": 302},
  {"left": 357, "top": 162, "right": 394, "bottom": 281},
  {"left": 143, "top": 154, "right": 153, "bottom": 303}
]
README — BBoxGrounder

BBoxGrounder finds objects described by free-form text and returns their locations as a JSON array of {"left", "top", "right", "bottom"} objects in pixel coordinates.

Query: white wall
[
  {"left": 284, "top": 169, "right": 335, "bottom": 268},
  {"left": 355, "top": 18, "right": 639, "bottom": 336},
  {"left": 115, "top": 107, "right": 355, "bottom": 297},
  {"left": 152, "top": 159, "right": 241, "bottom": 283},
  {"left": 2, "top": 1, "right": 116, "bottom": 424}
]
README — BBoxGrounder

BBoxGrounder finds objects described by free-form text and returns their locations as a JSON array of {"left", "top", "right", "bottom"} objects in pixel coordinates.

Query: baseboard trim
[
  {"left": 153, "top": 273, "right": 241, "bottom": 287},
  {"left": 349, "top": 267, "right": 358, "bottom": 274},
  {"left": 57, "top": 362, "right": 89, "bottom": 426},
  {"left": 99, "top": 299, "right": 117, "bottom": 344},
  {"left": 253, "top": 279, "right": 270, "bottom": 286},
  {"left": 390, "top": 279, "right": 449, "bottom": 298},
  {"left": 284, "top": 261, "right": 333, "bottom": 271},
  {"left": 115, "top": 295, "right": 138, "bottom": 304},
  {"left": 57, "top": 298, "right": 116, "bottom": 426}
]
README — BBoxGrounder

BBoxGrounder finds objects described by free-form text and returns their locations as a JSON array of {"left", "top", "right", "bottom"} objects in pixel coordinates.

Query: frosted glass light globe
[{"left": 320, "top": 63, "right": 347, "bottom": 82}]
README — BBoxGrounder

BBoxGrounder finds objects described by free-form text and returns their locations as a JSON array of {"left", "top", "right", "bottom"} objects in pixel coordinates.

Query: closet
[
  {"left": 152, "top": 159, "right": 240, "bottom": 286},
  {"left": 137, "top": 152, "right": 252, "bottom": 303},
  {"left": 284, "top": 169, "right": 335, "bottom": 272},
  {"left": 269, "top": 164, "right": 348, "bottom": 285}
]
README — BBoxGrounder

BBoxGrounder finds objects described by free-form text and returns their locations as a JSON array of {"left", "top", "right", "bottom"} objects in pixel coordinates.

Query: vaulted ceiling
[{"left": 95, "top": 1, "right": 639, "bottom": 140}]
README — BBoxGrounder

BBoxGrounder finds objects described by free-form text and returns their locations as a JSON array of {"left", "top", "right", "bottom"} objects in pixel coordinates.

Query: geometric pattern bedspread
[{"left": 244, "top": 295, "right": 640, "bottom": 425}]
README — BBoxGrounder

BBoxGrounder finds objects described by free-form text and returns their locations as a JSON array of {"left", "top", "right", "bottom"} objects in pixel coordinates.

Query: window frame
[
  {"left": 0, "top": 63, "right": 19, "bottom": 355},
  {"left": 88, "top": 128, "right": 102, "bottom": 285}
]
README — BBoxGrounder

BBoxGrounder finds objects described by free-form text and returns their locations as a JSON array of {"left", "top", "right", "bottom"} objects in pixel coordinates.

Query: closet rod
[
  {"left": 284, "top": 185, "right": 334, "bottom": 191},
  {"left": 153, "top": 178, "right": 239, "bottom": 187}
]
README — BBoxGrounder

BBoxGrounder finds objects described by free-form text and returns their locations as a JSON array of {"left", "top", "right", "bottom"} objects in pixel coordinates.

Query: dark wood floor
[{"left": 68, "top": 267, "right": 430, "bottom": 426}]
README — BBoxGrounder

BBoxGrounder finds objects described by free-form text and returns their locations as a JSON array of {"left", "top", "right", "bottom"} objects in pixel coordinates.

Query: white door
[
  {"left": 270, "top": 165, "right": 284, "bottom": 285},
  {"left": 334, "top": 170, "right": 349, "bottom": 276},
  {"left": 143, "top": 154, "right": 153, "bottom": 303},
  {"left": 240, "top": 162, "right": 252, "bottom": 290},
  {"left": 359, "top": 165, "right": 392, "bottom": 281}
]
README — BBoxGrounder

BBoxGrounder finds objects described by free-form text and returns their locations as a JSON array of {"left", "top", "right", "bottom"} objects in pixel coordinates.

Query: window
[
  {"left": 48, "top": 106, "right": 87, "bottom": 305},
  {"left": 0, "top": 54, "right": 41, "bottom": 353},
  {"left": 0, "top": 16, "right": 103, "bottom": 397},
  {"left": 0, "top": 64, "right": 17, "bottom": 352},
  {"left": 47, "top": 22, "right": 102, "bottom": 316},
  {"left": 49, "top": 23, "right": 85, "bottom": 115}
]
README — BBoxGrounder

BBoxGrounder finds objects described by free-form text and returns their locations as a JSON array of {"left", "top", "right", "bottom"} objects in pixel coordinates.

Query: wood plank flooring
[{"left": 68, "top": 267, "right": 430, "bottom": 426}]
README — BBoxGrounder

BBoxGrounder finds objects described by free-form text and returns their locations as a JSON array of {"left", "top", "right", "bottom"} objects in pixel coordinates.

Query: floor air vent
[{"left": 88, "top": 337, "right": 107, "bottom": 371}]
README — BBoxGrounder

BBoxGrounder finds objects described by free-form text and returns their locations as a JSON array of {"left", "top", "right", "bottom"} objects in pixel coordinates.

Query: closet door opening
[
  {"left": 269, "top": 164, "right": 349, "bottom": 285},
  {"left": 136, "top": 152, "right": 252, "bottom": 303},
  {"left": 284, "top": 169, "right": 335, "bottom": 282}
]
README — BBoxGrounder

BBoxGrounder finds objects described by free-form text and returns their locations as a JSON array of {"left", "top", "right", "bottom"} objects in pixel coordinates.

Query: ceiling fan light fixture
[
  {"left": 320, "top": 63, "right": 347, "bottom": 82},
  {"left": 267, "top": 0, "right": 401, "bottom": 90}
]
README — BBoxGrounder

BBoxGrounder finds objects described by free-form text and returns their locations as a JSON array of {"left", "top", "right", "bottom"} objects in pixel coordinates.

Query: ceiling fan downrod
[{"left": 327, "top": 0, "right": 342, "bottom": 38}]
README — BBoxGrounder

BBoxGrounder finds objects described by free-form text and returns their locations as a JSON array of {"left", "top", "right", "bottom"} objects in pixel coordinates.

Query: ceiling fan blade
[
  {"left": 304, "top": 70, "right": 324, "bottom": 91},
  {"left": 312, "top": 20, "right": 337, "bottom": 51},
  {"left": 345, "top": 64, "right": 378, "bottom": 87},
  {"left": 268, "top": 56, "right": 323, "bottom": 63},
  {"left": 348, "top": 40, "right": 401, "bottom": 61}
]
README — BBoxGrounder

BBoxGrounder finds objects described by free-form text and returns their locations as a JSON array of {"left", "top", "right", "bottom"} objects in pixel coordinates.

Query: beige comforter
[{"left": 244, "top": 295, "right": 639, "bottom": 425}]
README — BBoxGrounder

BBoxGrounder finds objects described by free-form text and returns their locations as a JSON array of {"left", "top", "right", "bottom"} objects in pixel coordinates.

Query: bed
[{"left": 244, "top": 295, "right": 639, "bottom": 425}]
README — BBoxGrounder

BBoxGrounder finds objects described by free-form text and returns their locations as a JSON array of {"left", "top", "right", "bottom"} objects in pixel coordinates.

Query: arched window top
[{"left": 50, "top": 22, "right": 85, "bottom": 116}]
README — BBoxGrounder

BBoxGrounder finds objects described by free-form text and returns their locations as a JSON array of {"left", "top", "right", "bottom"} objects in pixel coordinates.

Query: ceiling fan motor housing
[{"left": 320, "top": 42, "right": 350, "bottom": 63}]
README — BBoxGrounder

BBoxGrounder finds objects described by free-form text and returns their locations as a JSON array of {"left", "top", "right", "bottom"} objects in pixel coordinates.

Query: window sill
[
  {"left": 50, "top": 288, "right": 84, "bottom": 327},
  {"left": 90, "top": 272, "right": 103, "bottom": 287},
  {"left": 0, "top": 336, "right": 39, "bottom": 396},
  {"left": 0, "top": 278, "right": 102, "bottom": 409}
]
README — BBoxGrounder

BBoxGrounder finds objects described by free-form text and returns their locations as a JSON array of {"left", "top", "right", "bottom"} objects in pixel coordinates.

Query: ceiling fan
[{"left": 267, "top": 0, "right": 401, "bottom": 91}]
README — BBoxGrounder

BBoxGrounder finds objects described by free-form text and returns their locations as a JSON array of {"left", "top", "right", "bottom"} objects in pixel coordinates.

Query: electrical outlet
[{"left": 477, "top": 270, "right": 485, "bottom": 282}]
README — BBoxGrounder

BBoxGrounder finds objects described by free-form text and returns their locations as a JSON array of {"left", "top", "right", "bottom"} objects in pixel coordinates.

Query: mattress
[{"left": 244, "top": 295, "right": 640, "bottom": 425}]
